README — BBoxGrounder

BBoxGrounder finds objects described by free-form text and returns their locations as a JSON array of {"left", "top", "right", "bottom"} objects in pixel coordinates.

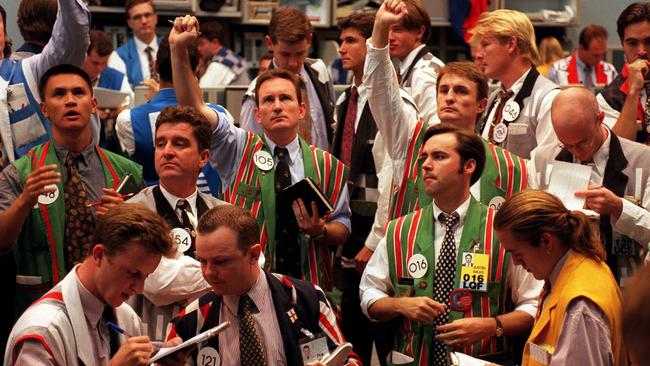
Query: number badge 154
[{"left": 459, "top": 252, "right": 489, "bottom": 292}]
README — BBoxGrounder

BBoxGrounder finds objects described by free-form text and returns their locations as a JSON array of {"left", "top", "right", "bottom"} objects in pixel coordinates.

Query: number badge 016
[
  {"left": 459, "top": 252, "right": 489, "bottom": 292},
  {"left": 407, "top": 254, "right": 428, "bottom": 278}
]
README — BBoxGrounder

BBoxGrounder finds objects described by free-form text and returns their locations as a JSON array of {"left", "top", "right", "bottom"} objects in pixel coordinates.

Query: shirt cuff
[{"left": 360, "top": 289, "right": 389, "bottom": 321}]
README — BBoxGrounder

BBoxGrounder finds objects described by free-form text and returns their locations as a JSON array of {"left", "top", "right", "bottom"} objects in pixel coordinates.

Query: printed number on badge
[
  {"left": 462, "top": 274, "right": 485, "bottom": 290},
  {"left": 612, "top": 234, "right": 635, "bottom": 256},
  {"left": 171, "top": 228, "right": 192, "bottom": 253},
  {"left": 197, "top": 346, "right": 220, "bottom": 366},
  {"left": 37, "top": 184, "right": 59, "bottom": 205},
  {"left": 407, "top": 254, "right": 428, "bottom": 278}
]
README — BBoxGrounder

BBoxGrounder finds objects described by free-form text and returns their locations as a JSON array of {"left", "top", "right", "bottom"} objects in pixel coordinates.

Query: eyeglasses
[
  {"left": 557, "top": 137, "right": 591, "bottom": 150},
  {"left": 130, "top": 12, "right": 155, "bottom": 21}
]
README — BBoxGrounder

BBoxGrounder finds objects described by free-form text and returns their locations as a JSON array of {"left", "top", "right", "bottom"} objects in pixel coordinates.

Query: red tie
[{"left": 341, "top": 87, "right": 358, "bottom": 166}]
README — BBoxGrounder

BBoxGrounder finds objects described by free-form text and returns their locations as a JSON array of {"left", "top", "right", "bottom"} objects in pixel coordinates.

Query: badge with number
[
  {"left": 449, "top": 288, "right": 473, "bottom": 312},
  {"left": 253, "top": 150, "right": 274, "bottom": 171},
  {"left": 171, "top": 227, "right": 192, "bottom": 253},
  {"left": 407, "top": 254, "right": 428, "bottom": 278},
  {"left": 38, "top": 184, "right": 59, "bottom": 205},
  {"left": 502, "top": 100, "right": 520, "bottom": 122},
  {"left": 299, "top": 333, "right": 329, "bottom": 365},
  {"left": 197, "top": 346, "right": 220, "bottom": 366},
  {"left": 612, "top": 233, "right": 636, "bottom": 256},
  {"left": 488, "top": 196, "right": 506, "bottom": 211},
  {"left": 459, "top": 252, "right": 489, "bottom": 292},
  {"left": 493, "top": 123, "right": 508, "bottom": 143}
]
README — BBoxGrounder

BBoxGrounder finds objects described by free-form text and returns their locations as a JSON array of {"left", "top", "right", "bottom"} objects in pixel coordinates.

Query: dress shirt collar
[
  {"left": 502, "top": 67, "right": 533, "bottom": 95},
  {"left": 159, "top": 184, "right": 198, "bottom": 214},
  {"left": 134, "top": 35, "right": 158, "bottom": 55},
  {"left": 264, "top": 133, "right": 301, "bottom": 165},
  {"left": 351, "top": 81, "right": 367, "bottom": 104},
  {"left": 74, "top": 266, "right": 108, "bottom": 329},
  {"left": 399, "top": 44, "right": 427, "bottom": 75},
  {"left": 52, "top": 139, "right": 96, "bottom": 168},
  {"left": 547, "top": 249, "right": 572, "bottom": 288},
  {"left": 223, "top": 270, "right": 268, "bottom": 316},
  {"left": 432, "top": 196, "right": 471, "bottom": 228},
  {"left": 591, "top": 126, "right": 611, "bottom": 175},
  {"left": 575, "top": 53, "right": 588, "bottom": 71}
]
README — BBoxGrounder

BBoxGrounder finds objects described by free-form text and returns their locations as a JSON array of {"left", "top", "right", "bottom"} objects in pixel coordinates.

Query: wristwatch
[{"left": 494, "top": 316, "right": 504, "bottom": 338}]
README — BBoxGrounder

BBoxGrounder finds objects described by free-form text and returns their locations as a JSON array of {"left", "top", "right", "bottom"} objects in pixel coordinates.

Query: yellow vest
[{"left": 522, "top": 251, "right": 628, "bottom": 366}]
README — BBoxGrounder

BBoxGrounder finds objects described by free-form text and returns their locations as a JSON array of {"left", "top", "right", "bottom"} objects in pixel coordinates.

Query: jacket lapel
[
  {"left": 602, "top": 134, "right": 629, "bottom": 197},
  {"left": 266, "top": 272, "right": 301, "bottom": 365},
  {"left": 304, "top": 63, "right": 334, "bottom": 144}
]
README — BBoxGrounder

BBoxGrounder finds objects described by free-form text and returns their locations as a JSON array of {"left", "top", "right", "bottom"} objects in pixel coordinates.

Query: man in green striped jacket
[{"left": 169, "top": 16, "right": 351, "bottom": 294}]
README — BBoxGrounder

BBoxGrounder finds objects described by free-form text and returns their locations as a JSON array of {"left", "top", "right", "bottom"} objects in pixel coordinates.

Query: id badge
[
  {"left": 527, "top": 342, "right": 553, "bottom": 365},
  {"left": 459, "top": 252, "right": 489, "bottom": 292},
  {"left": 7, "top": 83, "right": 28, "bottom": 112},
  {"left": 299, "top": 332, "right": 329, "bottom": 365},
  {"left": 612, "top": 233, "right": 636, "bottom": 256}
]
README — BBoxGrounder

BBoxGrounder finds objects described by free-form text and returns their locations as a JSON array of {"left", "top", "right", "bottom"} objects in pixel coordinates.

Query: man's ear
[
  {"left": 476, "top": 98, "right": 488, "bottom": 115},
  {"left": 540, "top": 232, "right": 553, "bottom": 253},
  {"left": 464, "top": 158, "right": 477, "bottom": 176},
  {"left": 92, "top": 244, "right": 106, "bottom": 265},
  {"left": 198, "top": 149, "right": 210, "bottom": 169},
  {"left": 264, "top": 35, "right": 274, "bottom": 52},
  {"left": 249, "top": 243, "right": 263, "bottom": 264},
  {"left": 40, "top": 102, "right": 49, "bottom": 119}
]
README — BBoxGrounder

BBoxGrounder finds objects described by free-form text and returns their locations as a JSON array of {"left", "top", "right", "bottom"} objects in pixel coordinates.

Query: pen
[
  {"left": 167, "top": 19, "right": 202, "bottom": 35},
  {"left": 86, "top": 193, "right": 135, "bottom": 208},
  {"left": 107, "top": 321, "right": 165, "bottom": 349}
]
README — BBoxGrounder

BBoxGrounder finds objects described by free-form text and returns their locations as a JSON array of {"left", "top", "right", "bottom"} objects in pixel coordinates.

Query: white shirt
[
  {"left": 359, "top": 198, "right": 542, "bottom": 320},
  {"left": 107, "top": 36, "right": 159, "bottom": 83},
  {"left": 597, "top": 88, "right": 648, "bottom": 131},
  {"left": 481, "top": 68, "right": 560, "bottom": 157},
  {"left": 219, "top": 271, "right": 286, "bottom": 365}
]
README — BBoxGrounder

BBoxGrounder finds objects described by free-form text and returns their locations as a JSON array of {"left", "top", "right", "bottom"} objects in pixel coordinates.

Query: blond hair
[
  {"left": 470, "top": 9, "right": 540, "bottom": 65},
  {"left": 539, "top": 37, "right": 564, "bottom": 65}
]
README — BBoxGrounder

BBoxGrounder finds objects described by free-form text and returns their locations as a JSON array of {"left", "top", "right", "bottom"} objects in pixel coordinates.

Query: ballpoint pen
[
  {"left": 107, "top": 321, "right": 165, "bottom": 349},
  {"left": 85, "top": 193, "right": 135, "bottom": 208}
]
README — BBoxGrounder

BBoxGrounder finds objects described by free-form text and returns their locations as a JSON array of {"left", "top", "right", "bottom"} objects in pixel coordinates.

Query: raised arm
[
  {"left": 364, "top": 0, "right": 419, "bottom": 166},
  {"left": 169, "top": 16, "right": 219, "bottom": 129},
  {"left": 25, "top": 0, "right": 91, "bottom": 83}
]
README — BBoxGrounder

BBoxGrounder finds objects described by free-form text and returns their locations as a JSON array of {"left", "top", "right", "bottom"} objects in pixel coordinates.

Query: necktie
[
  {"left": 64, "top": 153, "right": 95, "bottom": 270},
  {"left": 145, "top": 46, "right": 157, "bottom": 82},
  {"left": 298, "top": 76, "right": 312, "bottom": 144},
  {"left": 102, "top": 305, "right": 120, "bottom": 357},
  {"left": 274, "top": 146, "right": 291, "bottom": 192},
  {"left": 534, "top": 281, "right": 551, "bottom": 321},
  {"left": 274, "top": 146, "right": 301, "bottom": 277},
  {"left": 176, "top": 199, "right": 196, "bottom": 254},
  {"left": 431, "top": 212, "right": 460, "bottom": 365},
  {"left": 340, "top": 87, "right": 358, "bottom": 166},
  {"left": 487, "top": 90, "right": 514, "bottom": 145},
  {"left": 238, "top": 294, "right": 266, "bottom": 366},
  {"left": 583, "top": 64, "right": 594, "bottom": 89}
]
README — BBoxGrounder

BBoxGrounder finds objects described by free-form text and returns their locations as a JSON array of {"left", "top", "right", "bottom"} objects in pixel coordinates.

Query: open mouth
[{"left": 64, "top": 110, "right": 81, "bottom": 118}]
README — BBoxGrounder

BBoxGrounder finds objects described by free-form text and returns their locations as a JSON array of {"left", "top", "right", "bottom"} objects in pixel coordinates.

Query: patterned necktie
[
  {"left": 64, "top": 153, "right": 95, "bottom": 270},
  {"left": 274, "top": 146, "right": 291, "bottom": 192},
  {"left": 431, "top": 212, "right": 460, "bottom": 365},
  {"left": 488, "top": 90, "right": 514, "bottom": 145},
  {"left": 238, "top": 294, "right": 266, "bottom": 366},
  {"left": 176, "top": 199, "right": 196, "bottom": 253},
  {"left": 298, "top": 76, "right": 313, "bottom": 144},
  {"left": 340, "top": 87, "right": 358, "bottom": 166},
  {"left": 145, "top": 46, "right": 158, "bottom": 82}
]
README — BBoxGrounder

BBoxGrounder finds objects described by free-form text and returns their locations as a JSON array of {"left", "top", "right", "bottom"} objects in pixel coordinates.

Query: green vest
[
  {"left": 222, "top": 133, "right": 349, "bottom": 291},
  {"left": 13, "top": 141, "right": 142, "bottom": 314},
  {"left": 389, "top": 125, "right": 527, "bottom": 220},
  {"left": 385, "top": 198, "right": 509, "bottom": 365}
]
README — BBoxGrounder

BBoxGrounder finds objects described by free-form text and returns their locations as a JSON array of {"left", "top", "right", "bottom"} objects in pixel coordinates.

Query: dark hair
[
  {"left": 125, "top": 0, "right": 156, "bottom": 17},
  {"left": 494, "top": 190, "right": 606, "bottom": 262},
  {"left": 0, "top": 5, "right": 10, "bottom": 58},
  {"left": 17, "top": 0, "right": 57, "bottom": 45},
  {"left": 155, "top": 106, "right": 212, "bottom": 151},
  {"left": 259, "top": 53, "right": 273, "bottom": 63},
  {"left": 269, "top": 8, "right": 313, "bottom": 44},
  {"left": 337, "top": 12, "right": 376, "bottom": 39},
  {"left": 617, "top": 3, "right": 650, "bottom": 42},
  {"left": 198, "top": 21, "right": 225, "bottom": 45},
  {"left": 422, "top": 123, "right": 486, "bottom": 185},
  {"left": 623, "top": 263, "right": 650, "bottom": 360},
  {"left": 157, "top": 35, "right": 200, "bottom": 83},
  {"left": 197, "top": 205, "right": 261, "bottom": 252},
  {"left": 93, "top": 203, "right": 175, "bottom": 258},
  {"left": 437, "top": 61, "right": 488, "bottom": 102},
  {"left": 254, "top": 68, "right": 302, "bottom": 106},
  {"left": 400, "top": 0, "right": 431, "bottom": 44},
  {"left": 39, "top": 64, "right": 93, "bottom": 100},
  {"left": 89, "top": 30, "right": 114, "bottom": 57},
  {"left": 579, "top": 24, "right": 608, "bottom": 49}
]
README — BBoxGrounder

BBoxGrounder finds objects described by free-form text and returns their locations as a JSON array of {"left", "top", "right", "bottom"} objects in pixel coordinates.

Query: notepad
[
  {"left": 93, "top": 87, "right": 128, "bottom": 109},
  {"left": 148, "top": 321, "right": 230, "bottom": 364},
  {"left": 547, "top": 161, "right": 592, "bottom": 210}
]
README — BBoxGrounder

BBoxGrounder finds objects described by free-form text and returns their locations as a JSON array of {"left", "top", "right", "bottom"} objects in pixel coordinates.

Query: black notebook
[{"left": 276, "top": 177, "right": 334, "bottom": 218}]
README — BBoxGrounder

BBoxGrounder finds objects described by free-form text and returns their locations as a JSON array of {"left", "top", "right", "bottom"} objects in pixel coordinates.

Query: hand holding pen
[
  {"left": 106, "top": 321, "right": 158, "bottom": 366},
  {"left": 108, "top": 322, "right": 187, "bottom": 366}
]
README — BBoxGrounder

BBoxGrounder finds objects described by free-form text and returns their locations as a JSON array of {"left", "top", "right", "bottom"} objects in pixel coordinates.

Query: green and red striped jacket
[
  {"left": 386, "top": 197, "right": 509, "bottom": 364},
  {"left": 222, "top": 133, "right": 349, "bottom": 291}
]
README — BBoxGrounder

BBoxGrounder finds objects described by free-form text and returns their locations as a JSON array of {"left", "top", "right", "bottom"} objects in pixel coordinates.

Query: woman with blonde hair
[
  {"left": 538, "top": 37, "right": 565, "bottom": 76},
  {"left": 494, "top": 190, "right": 627, "bottom": 366}
]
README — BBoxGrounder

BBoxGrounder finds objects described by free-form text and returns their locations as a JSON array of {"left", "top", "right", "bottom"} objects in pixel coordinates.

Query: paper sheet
[
  {"left": 93, "top": 87, "right": 128, "bottom": 109},
  {"left": 148, "top": 321, "right": 230, "bottom": 364},
  {"left": 547, "top": 161, "right": 592, "bottom": 210},
  {"left": 450, "top": 352, "right": 490, "bottom": 366}
]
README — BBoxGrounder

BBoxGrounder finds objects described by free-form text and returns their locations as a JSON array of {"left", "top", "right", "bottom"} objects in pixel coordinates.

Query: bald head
[{"left": 551, "top": 87, "right": 606, "bottom": 162}]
